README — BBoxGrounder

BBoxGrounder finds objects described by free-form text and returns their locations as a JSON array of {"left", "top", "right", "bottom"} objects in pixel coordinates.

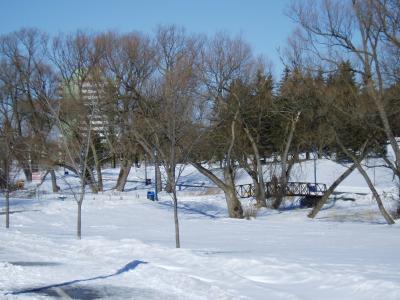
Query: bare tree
[
  {"left": 0, "top": 29, "right": 54, "bottom": 182},
  {"left": 189, "top": 33, "right": 259, "bottom": 218},
  {"left": 50, "top": 30, "right": 105, "bottom": 193},
  {"left": 96, "top": 31, "right": 157, "bottom": 192},
  {"left": 48, "top": 31, "right": 104, "bottom": 238},
  {"left": 0, "top": 28, "right": 59, "bottom": 227},
  {"left": 227, "top": 69, "right": 274, "bottom": 208},
  {"left": 0, "top": 117, "right": 13, "bottom": 228},
  {"left": 43, "top": 89, "right": 95, "bottom": 238},
  {"left": 136, "top": 25, "right": 203, "bottom": 247}
]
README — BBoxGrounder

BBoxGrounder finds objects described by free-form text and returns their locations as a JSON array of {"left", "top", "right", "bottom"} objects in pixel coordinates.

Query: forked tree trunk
[
  {"left": 308, "top": 163, "right": 357, "bottom": 218},
  {"left": 251, "top": 163, "right": 266, "bottom": 208},
  {"left": 247, "top": 169, "right": 266, "bottom": 208},
  {"left": 242, "top": 127, "right": 267, "bottom": 207},
  {"left": 272, "top": 113, "right": 300, "bottom": 209},
  {"left": 273, "top": 160, "right": 296, "bottom": 209},
  {"left": 191, "top": 162, "right": 243, "bottom": 218},
  {"left": 115, "top": 158, "right": 132, "bottom": 192},
  {"left": 50, "top": 169, "right": 60, "bottom": 192}
]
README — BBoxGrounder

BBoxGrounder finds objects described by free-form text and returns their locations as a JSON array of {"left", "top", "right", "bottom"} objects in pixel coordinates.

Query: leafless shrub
[
  {"left": 382, "top": 191, "right": 400, "bottom": 219},
  {"left": 243, "top": 201, "right": 258, "bottom": 220}
]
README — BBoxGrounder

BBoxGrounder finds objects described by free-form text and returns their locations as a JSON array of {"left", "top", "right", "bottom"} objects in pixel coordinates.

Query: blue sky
[{"left": 0, "top": 0, "right": 295, "bottom": 76}]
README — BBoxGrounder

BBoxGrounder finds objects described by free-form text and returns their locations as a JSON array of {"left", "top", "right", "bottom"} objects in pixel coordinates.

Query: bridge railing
[
  {"left": 236, "top": 182, "right": 327, "bottom": 198},
  {"left": 236, "top": 184, "right": 256, "bottom": 198}
]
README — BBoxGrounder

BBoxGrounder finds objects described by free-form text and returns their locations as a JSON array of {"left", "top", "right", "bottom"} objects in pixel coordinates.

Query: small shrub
[
  {"left": 382, "top": 191, "right": 400, "bottom": 219},
  {"left": 243, "top": 203, "right": 258, "bottom": 220}
]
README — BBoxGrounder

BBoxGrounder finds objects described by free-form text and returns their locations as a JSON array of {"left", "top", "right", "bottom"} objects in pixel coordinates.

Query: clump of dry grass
[{"left": 200, "top": 187, "right": 221, "bottom": 195}]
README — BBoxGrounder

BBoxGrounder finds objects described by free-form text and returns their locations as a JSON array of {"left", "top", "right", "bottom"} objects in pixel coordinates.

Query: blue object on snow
[{"left": 147, "top": 191, "right": 155, "bottom": 201}]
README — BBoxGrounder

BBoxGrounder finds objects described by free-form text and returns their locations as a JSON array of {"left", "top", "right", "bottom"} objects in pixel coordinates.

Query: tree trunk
[
  {"left": 191, "top": 162, "right": 243, "bottom": 218},
  {"left": 337, "top": 139, "right": 395, "bottom": 224},
  {"left": 4, "top": 158, "right": 10, "bottom": 228},
  {"left": 172, "top": 188, "right": 180, "bottom": 248},
  {"left": 254, "top": 177, "right": 266, "bottom": 208},
  {"left": 223, "top": 166, "right": 243, "bottom": 218},
  {"left": 308, "top": 163, "right": 357, "bottom": 218},
  {"left": 5, "top": 188, "right": 10, "bottom": 229},
  {"left": 272, "top": 113, "right": 300, "bottom": 209},
  {"left": 242, "top": 127, "right": 267, "bottom": 207},
  {"left": 165, "top": 166, "right": 175, "bottom": 193},
  {"left": 90, "top": 141, "right": 103, "bottom": 192},
  {"left": 248, "top": 169, "right": 265, "bottom": 208},
  {"left": 96, "top": 163, "right": 103, "bottom": 192},
  {"left": 0, "top": 169, "right": 5, "bottom": 189},
  {"left": 156, "top": 163, "right": 162, "bottom": 192},
  {"left": 368, "top": 84, "right": 400, "bottom": 178},
  {"left": 144, "top": 155, "right": 148, "bottom": 182},
  {"left": 252, "top": 176, "right": 262, "bottom": 204},
  {"left": 50, "top": 169, "right": 60, "bottom": 192},
  {"left": 111, "top": 154, "right": 116, "bottom": 168},
  {"left": 115, "top": 158, "right": 132, "bottom": 192},
  {"left": 23, "top": 167, "right": 32, "bottom": 182},
  {"left": 77, "top": 200, "right": 82, "bottom": 239},
  {"left": 85, "top": 168, "right": 98, "bottom": 194},
  {"left": 224, "top": 187, "right": 244, "bottom": 218},
  {"left": 272, "top": 181, "right": 285, "bottom": 209},
  {"left": 355, "top": 161, "right": 395, "bottom": 224}
]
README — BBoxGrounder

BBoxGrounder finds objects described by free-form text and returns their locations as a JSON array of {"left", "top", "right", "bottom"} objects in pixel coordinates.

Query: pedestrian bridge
[{"left": 236, "top": 182, "right": 327, "bottom": 198}]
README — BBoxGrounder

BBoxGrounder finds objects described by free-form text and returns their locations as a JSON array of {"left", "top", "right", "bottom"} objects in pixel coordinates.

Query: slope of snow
[{"left": 1, "top": 159, "right": 399, "bottom": 299}]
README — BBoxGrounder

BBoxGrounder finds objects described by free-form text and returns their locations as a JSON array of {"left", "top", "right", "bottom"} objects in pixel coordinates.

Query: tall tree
[
  {"left": 138, "top": 25, "right": 203, "bottom": 247},
  {"left": 190, "top": 33, "right": 257, "bottom": 218},
  {"left": 96, "top": 31, "right": 156, "bottom": 192},
  {"left": 0, "top": 28, "right": 54, "bottom": 182}
]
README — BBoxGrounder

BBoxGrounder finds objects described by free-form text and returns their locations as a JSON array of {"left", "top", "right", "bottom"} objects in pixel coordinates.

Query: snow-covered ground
[{"left": 1, "top": 159, "right": 400, "bottom": 299}]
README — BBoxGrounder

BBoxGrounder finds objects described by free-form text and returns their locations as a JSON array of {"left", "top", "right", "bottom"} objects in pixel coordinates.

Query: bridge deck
[{"left": 236, "top": 182, "right": 327, "bottom": 198}]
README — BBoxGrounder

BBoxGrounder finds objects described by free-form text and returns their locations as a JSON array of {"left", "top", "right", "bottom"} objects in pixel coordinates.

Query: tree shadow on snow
[
  {"left": 156, "top": 201, "right": 220, "bottom": 219},
  {"left": 0, "top": 209, "right": 40, "bottom": 215},
  {"left": 8, "top": 259, "right": 147, "bottom": 296}
]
